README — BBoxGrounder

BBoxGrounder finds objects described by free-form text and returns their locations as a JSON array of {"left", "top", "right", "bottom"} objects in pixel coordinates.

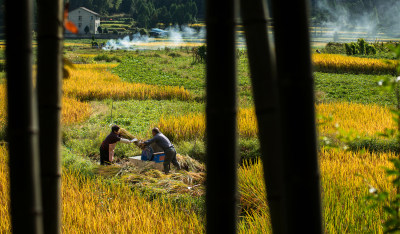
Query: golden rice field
[
  {"left": 0, "top": 85, "right": 91, "bottom": 128},
  {"left": 61, "top": 97, "right": 91, "bottom": 125},
  {"left": 237, "top": 148, "right": 392, "bottom": 233},
  {"left": 0, "top": 145, "right": 393, "bottom": 232},
  {"left": 158, "top": 108, "right": 258, "bottom": 141},
  {"left": 0, "top": 146, "right": 204, "bottom": 233},
  {"left": 158, "top": 102, "right": 395, "bottom": 141},
  {"left": 0, "top": 85, "right": 6, "bottom": 131},
  {"left": 313, "top": 53, "right": 399, "bottom": 75},
  {"left": 63, "top": 64, "right": 191, "bottom": 101}
]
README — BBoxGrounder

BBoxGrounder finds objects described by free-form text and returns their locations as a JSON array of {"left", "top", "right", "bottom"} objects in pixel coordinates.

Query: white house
[{"left": 68, "top": 7, "right": 100, "bottom": 34}]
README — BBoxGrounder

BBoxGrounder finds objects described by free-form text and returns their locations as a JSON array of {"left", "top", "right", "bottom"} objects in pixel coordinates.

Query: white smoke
[
  {"left": 102, "top": 33, "right": 153, "bottom": 50},
  {"left": 102, "top": 25, "right": 206, "bottom": 50},
  {"left": 313, "top": 0, "right": 400, "bottom": 43}
]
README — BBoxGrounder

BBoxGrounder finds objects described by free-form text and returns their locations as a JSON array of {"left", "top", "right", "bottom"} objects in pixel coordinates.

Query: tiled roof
[{"left": 71, "top": 7, "right": 100, "bottom": 16}]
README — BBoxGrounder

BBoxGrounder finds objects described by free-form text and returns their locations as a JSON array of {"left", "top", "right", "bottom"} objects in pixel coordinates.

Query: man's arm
[{"left": 144, "top": 136, "right": 157, "bottom": 145}]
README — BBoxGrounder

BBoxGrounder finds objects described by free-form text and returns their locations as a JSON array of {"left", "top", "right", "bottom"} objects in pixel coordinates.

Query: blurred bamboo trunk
[
  {"left": 270, "top": 0, "right": 323, "bottom": 232},
  {"left": 240, "top": 0, "right": 288, "bottom": 233},
  {"left": 36, "top": 0, "right": 63, "bottom": 233},
  {"left": 205, "top": 0, "right": 238, "bottom": 233},
  {"left": 5, "top": 0, "right": 43, "bottom": 232}
]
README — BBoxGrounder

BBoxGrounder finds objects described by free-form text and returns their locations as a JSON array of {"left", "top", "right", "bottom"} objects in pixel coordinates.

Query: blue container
[
  {"left": 153, "top": 152, "right": 165, "bottom": 163},
  {"left": 141, "top": 146, "right": 154, "bottom": 161}
]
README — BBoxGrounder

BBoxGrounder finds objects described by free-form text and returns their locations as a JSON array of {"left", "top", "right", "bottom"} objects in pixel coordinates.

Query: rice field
[
  {"left": 0, "top": 143, "right": 393, "bottom": 233},
  {"left": 313, "top": 53, "right": 399, "bottom": 75},
  {"left": 0, "top": 146, "right": 204, "bottom": 233},
  {"left": 63, "top": 64, "right": 192, "bottom": 101},
  {"left": 158, "top": 102, "right": 395, "bottom": 142},
  {"left": 238, "top": 148, "right": 393, "bottom": 233}
]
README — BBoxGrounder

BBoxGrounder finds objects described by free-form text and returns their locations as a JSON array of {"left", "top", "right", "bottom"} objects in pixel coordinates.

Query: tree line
[{"left": 69, "top": 0, "right": 204, "bottom": 28}]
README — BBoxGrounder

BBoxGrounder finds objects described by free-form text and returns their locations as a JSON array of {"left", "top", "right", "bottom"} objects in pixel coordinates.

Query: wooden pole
[
  {"left": 270, "top": 0, "right": 323, "bottom": 232},
  {"left": 205, "top": 0, "right": 238, "bottom": 233},
  {"left": 5, "top": 0, "right": 43, "bottom": 232},
  {"left": 239, "top": 0, "right": 288, "bottom": 232},
  {"left": 36, "top": 0, "right": 63, "bottom": 233}
]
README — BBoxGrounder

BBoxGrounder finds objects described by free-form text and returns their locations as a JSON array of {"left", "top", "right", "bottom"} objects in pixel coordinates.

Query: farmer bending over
[
  {"left": 142, "top": 127, "right": 181, "bottom": 174},
  {"left": 100, "top": 125, "right": 133, "bottom": 165}
]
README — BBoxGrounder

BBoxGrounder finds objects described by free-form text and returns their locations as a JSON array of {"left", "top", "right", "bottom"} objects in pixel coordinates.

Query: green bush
[
  {"left": 93, "top": 54, "right": 122, "bottom": 62},
  {"left": 348, "top": 138, "right": 399, "bottom": 153}
]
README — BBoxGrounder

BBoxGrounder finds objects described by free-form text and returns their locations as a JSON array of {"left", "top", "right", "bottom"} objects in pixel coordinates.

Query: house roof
[{"left": 70, "top": 7, "right": 100, "bottom": 16}]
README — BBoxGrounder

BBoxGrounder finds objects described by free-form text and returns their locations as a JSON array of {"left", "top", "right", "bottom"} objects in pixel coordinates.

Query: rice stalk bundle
[
  {"left": 63, "top": 64, "right": 191, "bottom": 101},
  {"left": 118, "top": 128, "right": 136, "bottom": 140},
  {"left": 313, "top": 53, "right": 398, "bottom": 75}
]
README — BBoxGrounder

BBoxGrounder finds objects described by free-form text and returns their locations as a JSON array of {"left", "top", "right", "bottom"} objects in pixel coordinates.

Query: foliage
[
  {"left": 93, "top": 54, "right": 122, "bottom": 62},
  {"left": 344, "top": 39, "right": 376, "bottom": 56},
  {"left": 313, "top": 54, "right": 398, "bottom": 75},
  {"left": 314, "top": 72, "right": 396, "bottom": 106}
]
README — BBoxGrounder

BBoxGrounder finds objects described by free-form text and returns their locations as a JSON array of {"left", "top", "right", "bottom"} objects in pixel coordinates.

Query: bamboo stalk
[
  {"left": 270, "top": 0, "right": 323, "bottom": 232},
  {"left": 5, "top": 0, "right": 43, "bottom": 232},
  {"left": 239, "top": 0, "right": 288, "bottom": 232},
  {"left": 205, "top": 0, "right": 238, "bottom": 233},
  {"left": 36, "top": 0, "right": 63, "bottom": 233}
]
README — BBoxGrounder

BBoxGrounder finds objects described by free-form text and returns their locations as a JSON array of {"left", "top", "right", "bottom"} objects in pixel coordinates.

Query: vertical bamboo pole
[
  {"left": 5, "top": 0, "right": 43, "bottom": 232},
  {"left": 270, "top": 0, "right": 323, "bottom": 232},
  {"left": 36, "top": 0, "right": 63, "bottom": 233},
  {"left": 205, "top": 0, "right": 238, "bottom": 233},
  {"left": 239, "top": 0, "right": 288, "bottom": 232}
]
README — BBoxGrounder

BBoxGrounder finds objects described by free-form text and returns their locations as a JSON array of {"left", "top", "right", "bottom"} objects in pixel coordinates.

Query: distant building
[{"left": 68, "top": 7, "right": 100, "bottom": 34}]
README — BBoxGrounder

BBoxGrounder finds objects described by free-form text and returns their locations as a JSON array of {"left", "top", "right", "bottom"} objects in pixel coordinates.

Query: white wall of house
[{"left": 68, "top": 7, "right": 100, "bottom": 34}]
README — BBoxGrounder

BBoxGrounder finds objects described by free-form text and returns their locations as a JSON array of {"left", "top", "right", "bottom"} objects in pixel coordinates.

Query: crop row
[
  {"left": 0, "top": 85, "right": 91, "bottom": 128},
  {"left": 313, "top": 54, "right": 399, "bottom": 75},
  {"left": 158, "top": 102, "right": 394, "bottom": 142},
  {"left": 63, "top": 64, "right": 192, "bottom": 101}
]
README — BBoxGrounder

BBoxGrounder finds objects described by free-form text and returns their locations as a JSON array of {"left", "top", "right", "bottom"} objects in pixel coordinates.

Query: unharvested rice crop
[
  {"left": 62, "top": 97, "right": 91, "bottom": 125},
  {"left": 317, "top": 102, "right": 395, "bottom": 137},
  {"left": 0, "top": 85, "right": 90, "bottom": 127},
  {"left": 158, "top": 108, "right": 258, "bottom": 141},
  {"left": 63, "top": 64, "right": 191, "bottom": 101},
  {"left": 159, "top": 102, "right": 394, "bottom": 142},
  {"left": 238, "top": 148, "right": 392, "bottom": 233},
  {"left": 0, "top": 85, "right": 6, "bottom": 130},
  {"left": 313, "top": 53, "right": 398, "bottom": 75},
  {"left": 0, "top": 146, "right": 204, "bottom": 233}
]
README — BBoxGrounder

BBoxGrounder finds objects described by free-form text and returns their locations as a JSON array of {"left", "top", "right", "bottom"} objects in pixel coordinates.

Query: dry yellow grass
[
  {"left": 63, "top": 64, "right": 191, "bottom": 101},
  {"left": 313, "top": 53, "right": 398, "bottom": 75}
]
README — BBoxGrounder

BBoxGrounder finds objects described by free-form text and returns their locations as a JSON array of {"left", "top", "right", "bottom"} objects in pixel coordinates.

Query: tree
[
  {"left": 84, "top": 25, "right": 90, "bottom": 34},
  {"left": 97, "top": 26, "right": 102, "bottom": 33}
]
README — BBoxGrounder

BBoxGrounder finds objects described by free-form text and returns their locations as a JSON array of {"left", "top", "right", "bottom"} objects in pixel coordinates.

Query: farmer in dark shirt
[
  {"left": 100, "top": 125, "right": 132, "bottom": 165},
  {"left": 143, "top": 127, "right": 181, "bottom": 174}
]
